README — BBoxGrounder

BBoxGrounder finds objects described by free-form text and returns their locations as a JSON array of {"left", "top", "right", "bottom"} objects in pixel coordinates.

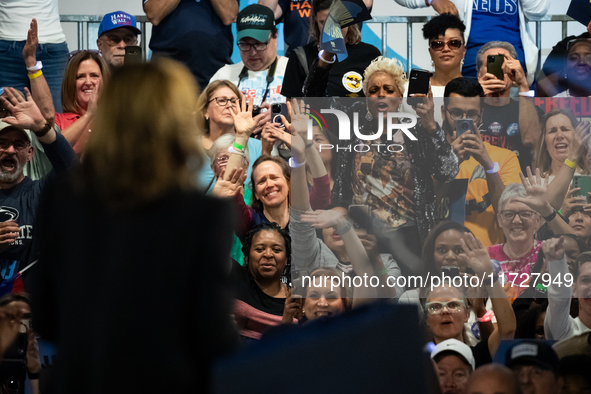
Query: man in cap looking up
[
  {"left": 504, "top": 340, "right": 563, "bottom": 394},
  {"left": 97, "top": 11, "right": 142, "bottom": 67},
  {"left": 430, "top": 338, "right": 475, "bottom": 394}
]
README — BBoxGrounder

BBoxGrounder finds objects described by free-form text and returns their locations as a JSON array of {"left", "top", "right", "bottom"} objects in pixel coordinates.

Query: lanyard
[{"left": 236, "top": 57, "right": 278, "bottom": 104}]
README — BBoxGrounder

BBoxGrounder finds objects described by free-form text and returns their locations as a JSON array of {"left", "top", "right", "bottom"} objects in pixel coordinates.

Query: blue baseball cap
[{"left": 98, "top": 11, "right": 141, "bottom": 38}]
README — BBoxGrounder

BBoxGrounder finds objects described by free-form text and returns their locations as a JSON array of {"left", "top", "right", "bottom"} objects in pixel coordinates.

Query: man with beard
[{"left": 0, "top": 87, "right": 76, "bottom": 291}]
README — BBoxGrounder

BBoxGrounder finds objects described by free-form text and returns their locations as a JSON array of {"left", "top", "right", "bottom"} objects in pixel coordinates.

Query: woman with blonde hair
[
  {"left": 197, "top": 79, "right": 263, "bottom": 193},
  {"left": 31, "top": 58, "right": 239, "bottom": 394}
]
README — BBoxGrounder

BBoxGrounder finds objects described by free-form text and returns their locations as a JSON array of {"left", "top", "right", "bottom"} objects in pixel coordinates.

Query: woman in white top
[{"left": 402, "top": 13, "right": 466, "bottom": 124}]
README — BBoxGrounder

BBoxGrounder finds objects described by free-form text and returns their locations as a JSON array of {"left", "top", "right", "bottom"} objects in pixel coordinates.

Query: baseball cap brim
[
  {"left": 237, "top": 29, "right": 271, "bottom": 43},
  {"left": 506, "top": 357, "right": 555, "bottom": 372},
  {"left": 0, "top": 121, "right": 31, "bottom": 142},
  {"left": 100, "top": 25, "right": 141, "bottom": 37}
]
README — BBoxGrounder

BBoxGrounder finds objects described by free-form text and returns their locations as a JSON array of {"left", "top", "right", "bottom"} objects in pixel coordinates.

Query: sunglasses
[{"left": 429, "top": 39, "right": 463, "bottom": 51}]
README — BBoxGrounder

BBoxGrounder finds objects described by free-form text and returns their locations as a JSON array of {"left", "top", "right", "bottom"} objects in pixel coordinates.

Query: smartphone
[
  {"left": 407, "top": 68, "right": 430, "bottom": 107},
  {"left": 441, "top": 265, "right": 460, "bottom": 279},
  {"left": 271, "top": 103, "right": 289, "bottom": 130},
  {"left": 487, "top": 55, "right": 504, "bottom": 80},
  {"left": 573, "top": 175, "right": 591, "bottom": 202},
  {"left": 124, "top": 46, "right": 142, "bottom": 64},
  {"left": 291, "top": 269, "right": 309, "bottom": 298},
  {"left": 455, "top": 118, "right": 474, "bottom": 137}
]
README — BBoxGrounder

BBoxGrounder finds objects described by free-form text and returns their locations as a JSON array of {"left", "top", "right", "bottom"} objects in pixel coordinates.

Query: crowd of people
[{"left": 1, "top": 0, "right": 591, "bottom": 393}]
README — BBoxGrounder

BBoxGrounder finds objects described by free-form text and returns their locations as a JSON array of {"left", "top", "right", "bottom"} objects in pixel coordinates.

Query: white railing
[{"left": 61, "top": 14, "right": 574, "bottom": 75}]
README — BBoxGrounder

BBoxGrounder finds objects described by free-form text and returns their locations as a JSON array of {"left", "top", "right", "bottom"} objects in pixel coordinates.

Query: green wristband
[{"left": 233, "top": 142, "right": 245, "bottom": 152}]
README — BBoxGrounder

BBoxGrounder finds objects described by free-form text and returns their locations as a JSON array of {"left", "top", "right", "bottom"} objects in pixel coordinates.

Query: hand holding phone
[
  {"left": 455, "top": 119, "right": 474, "bottom": 138},
  {"left": 407, "top": 68, "right": 431, "bottom": 106}
]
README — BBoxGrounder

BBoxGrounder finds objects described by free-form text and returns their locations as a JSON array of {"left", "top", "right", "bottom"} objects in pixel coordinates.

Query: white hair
[{"left": 363, "top": 56, "right": 407, "bottom": 96}]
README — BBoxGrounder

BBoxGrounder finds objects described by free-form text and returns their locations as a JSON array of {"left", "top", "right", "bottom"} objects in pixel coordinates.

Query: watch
[
  {"left": 486, "top": 162, "right": 500, "bottom": 174},
  {"left": 34, "top": 122, "right": 52, "bottom": 138},
  {"left": 543, "top": 208, "right": 557, "bottom": 222}
]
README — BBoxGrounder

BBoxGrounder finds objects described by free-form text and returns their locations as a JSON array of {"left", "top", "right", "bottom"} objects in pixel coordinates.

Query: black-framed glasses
[
  {"left": 429, "top": 39, "right": 463, "bottom": 51},
  {"left": 0, "top": 139, "right": 30, "bottom": 151},
  {"left": 237, "top": 41, "right": 269, "bottom": 52},
  {"left": 101, "top": 34, "right": 138, "bottom": 46},
  {"left": 209, "top": 97, "right": 239, "bottom": 107},
  {"left": 446, "top": 108, "right": 481, "bottom": 122},
  {"left": 499, "top": 210, "right": 538, "bottom": 221},
  {"left": 425, "top": 300, "right": 465, "bottom": 315}
]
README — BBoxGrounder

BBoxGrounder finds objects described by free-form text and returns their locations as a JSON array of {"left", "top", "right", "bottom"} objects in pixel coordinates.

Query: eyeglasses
[
  {"left": 425, "top": 300, "right": 465, "bottom": 315},
  {"left": 446, "top": 108, "right": 481, "bottom": 122},
  {"left": 209, "top": 97, "right": 239, "bottom": 107},
  {"left": 237, "top": 41, "right": 269, "bottom": 52},
  {"left": 499, "top": 210, "right": 538, "bottom": 221},
  {"left": 430, "top": 39, "right": 463, "bottom": 51},
  {"left": 100, "top": 34, "right": 138, "bottom": 46},
  {"left": 0, "top": 139, "right": 30, "bottom": 151},
  {"left": 215, "top": 155, "right": 230, "bottom": 164}
]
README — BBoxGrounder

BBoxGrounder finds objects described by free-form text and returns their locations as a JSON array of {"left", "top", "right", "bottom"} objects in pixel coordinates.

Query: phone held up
[
  {"left": 407, "top": 68, "right": 431, "bottom": 107},
  {"left": 487, "top": 55, "right": 504, "bottom": 81},
  {"left": 124, "top": 46, "right": 143, "bottom": 64},
  {"left": 455, "top": 119, "right": 474, "bottom": 138}
]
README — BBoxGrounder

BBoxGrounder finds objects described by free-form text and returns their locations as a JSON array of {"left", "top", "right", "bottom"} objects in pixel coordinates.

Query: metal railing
[
  {"left": 369, "top": 14, "right": 575, "bottom": 74},
  {"left": 61, "top": 14, "right": 574, "bottom": 73}
]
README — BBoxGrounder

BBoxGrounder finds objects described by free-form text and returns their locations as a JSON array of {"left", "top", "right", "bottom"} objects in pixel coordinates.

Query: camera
[
  {"left": 251, "top": 105, "right": 261, "bottom": 117},
  {"left": 455, "top": 119, "right": 474, "bottom": 137}
]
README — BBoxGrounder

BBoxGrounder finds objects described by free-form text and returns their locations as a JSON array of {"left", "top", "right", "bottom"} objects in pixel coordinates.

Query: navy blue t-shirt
[
  {"left": 464, "top": 0, "right": 525, "bottom": 78},
  {"left": 278, "top": 0, "right": 313, "bottom": 57},
  {"left": 148, "top": 0, "right": 238, "bottom": 89}
]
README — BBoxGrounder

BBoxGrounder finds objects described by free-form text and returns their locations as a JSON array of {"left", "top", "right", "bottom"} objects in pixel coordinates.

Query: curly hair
[
  {"left": 241, "top": 222, "right": 292, "bottom": 282},
  {"left": 362, "top": 56, "right": 407, "bottom": 96},
  {"left": 422, "top": 13, "right": 466, "bottom": 42}
]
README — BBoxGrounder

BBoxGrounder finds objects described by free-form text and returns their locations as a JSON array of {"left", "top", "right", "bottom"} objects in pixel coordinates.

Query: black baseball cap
[
  {"left": 236, "top": 5, "right": 275, "bottom": 42},
  {"left": 505, "top": 340, "right": 560, "bottom": 375}
]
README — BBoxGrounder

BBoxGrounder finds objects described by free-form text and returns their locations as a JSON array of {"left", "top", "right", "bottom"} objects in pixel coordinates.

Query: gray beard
[{"left": 0, "top": 161, "right": 24, "bottom": 183}]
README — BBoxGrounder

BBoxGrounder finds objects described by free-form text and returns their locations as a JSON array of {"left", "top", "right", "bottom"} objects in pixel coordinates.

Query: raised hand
[
  {"left": 459, "top": 232, "right": 494, "bottom": 277},
  {"left": 285, "top": 99, "right": 308, "bottom": 160},
  {"left": 512, "top": 167, "right": 553, "bottom": 216},
  {"left": 22, "top": 19, "right": 38, "bottom": 68},
  {"left": 572, "top": 120, "right": 591, "bottom": 162},
  {"left": 0, "top": 87, "right": 45, "bottom": 131},
  {"left": 231, "top": 95, "right": 264, "bottom": 137},
  {"left": 212, "top": 168, "right": 246, "bottom": 198},
  {"left": 300, "top": 209, "right": 347, "bottom": 229},
  {"left": 542, "top": 235, "right": 565, "bottom": 262}
]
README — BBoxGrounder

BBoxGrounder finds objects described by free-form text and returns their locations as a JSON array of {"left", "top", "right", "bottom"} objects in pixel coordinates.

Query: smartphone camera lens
[{"left": 459, "top": 120, "right": 471, "bottom": 131}]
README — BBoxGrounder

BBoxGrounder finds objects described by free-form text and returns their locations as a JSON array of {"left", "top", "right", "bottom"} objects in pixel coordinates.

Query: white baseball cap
[{"left": 430, "top": 339, "right": 475, "bottom": 370}]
